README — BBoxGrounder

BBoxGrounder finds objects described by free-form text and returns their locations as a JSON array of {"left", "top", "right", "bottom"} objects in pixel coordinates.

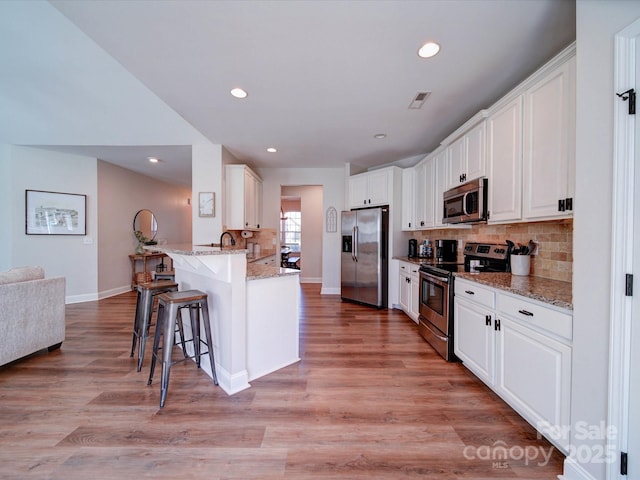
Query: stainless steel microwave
[{"left": 442, "top": 177, "right": 488, "bottom": 224}]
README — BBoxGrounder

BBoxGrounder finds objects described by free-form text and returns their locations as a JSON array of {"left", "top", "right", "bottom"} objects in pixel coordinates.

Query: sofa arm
[{"left": 0, "top": 276, "right": 65, "bottom": 366}]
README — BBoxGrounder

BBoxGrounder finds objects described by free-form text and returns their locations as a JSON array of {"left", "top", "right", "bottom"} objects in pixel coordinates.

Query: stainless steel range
[{"left": 418, "top": 242, "right": 510, "bottom": 361}]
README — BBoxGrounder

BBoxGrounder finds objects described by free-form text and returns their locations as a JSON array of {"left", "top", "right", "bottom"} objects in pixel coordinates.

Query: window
[{"left": 282, "top": 211, "right": 301, "bottom": 251}]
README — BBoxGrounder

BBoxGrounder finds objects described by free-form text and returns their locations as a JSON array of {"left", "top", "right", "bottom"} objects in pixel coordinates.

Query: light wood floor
[{"left": 0, "top": 284, "right": 564, "bottom": 479}]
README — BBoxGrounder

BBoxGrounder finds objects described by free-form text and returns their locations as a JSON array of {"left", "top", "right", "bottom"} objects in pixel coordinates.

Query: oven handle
[{"left": 420, "top": 271, "right": 449, "bottom": 287}]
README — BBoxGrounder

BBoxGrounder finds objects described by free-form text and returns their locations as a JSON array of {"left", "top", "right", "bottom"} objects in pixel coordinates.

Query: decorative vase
[{"left": 135, "top": 242, "right": 145, "bottom": 254}]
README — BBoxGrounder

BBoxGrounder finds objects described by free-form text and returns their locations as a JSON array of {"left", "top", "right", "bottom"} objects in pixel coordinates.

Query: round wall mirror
[{"left": 133, "top": 209, "right": 157, "bottom": 243}]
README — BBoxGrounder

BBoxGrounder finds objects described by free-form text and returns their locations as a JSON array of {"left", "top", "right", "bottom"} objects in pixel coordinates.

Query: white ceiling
[{"left": 5, "top": 0, "right": 576, "bottom": 186}]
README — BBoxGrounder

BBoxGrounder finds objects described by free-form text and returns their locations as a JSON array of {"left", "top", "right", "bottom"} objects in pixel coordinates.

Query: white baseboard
[
  {"left": 66, "top": 292, "right": 99, "bottom": 304},
  {"left": 65, "top": 285, "right": 131, "bottom": 304},
  {"left": 558, "top": 457, "right": 600, "bottom": 480},
  {"left": 300, "top": 277, "right": 321, "bottom": 284},
  {"left": 98, "top": 285, "right": 131, "bottom": 300},
  {"left": 320, "top": 287, "right": 340, "bottom": 295}
]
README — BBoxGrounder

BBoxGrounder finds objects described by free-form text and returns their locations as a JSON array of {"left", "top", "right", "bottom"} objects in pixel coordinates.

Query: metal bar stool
[
  {"left": 147, "top": 290, "right": 218, "bottom": 408},
  {"left": 130, "top": 279, "right": 181, "bottom": 372}
]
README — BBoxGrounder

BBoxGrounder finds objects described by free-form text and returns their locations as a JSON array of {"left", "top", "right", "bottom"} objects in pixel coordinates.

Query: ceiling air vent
[{"left": 408, "top": 91, "right": 431, "bottom": 109}]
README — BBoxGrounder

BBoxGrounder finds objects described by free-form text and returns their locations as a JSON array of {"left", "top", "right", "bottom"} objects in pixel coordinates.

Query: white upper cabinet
[
  {"left": 401, "top": 168, "right": 415, "bottom": 230},
  {"left": 348, "top": 168, "right": 392, "bottom": 209},
  {"left": 414, "top": 157, "right": 435, "bottom": 229},
  {"left": 445, "top": 118, "right": 487, "bottom": 190},
  {"left": 522, "top": 56, "right": 576, "bottom": 220},
  {"left": 225, "top": 164, "right": 263, "bottom": 230},
  {"left": 487, "top": 96, "right": 523, "bottom": 223},
  {"left": 433, "top": 149, "right": 448, "bottom": 227}
]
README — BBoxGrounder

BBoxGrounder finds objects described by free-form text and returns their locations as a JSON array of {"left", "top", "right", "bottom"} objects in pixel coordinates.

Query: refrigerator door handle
[{"left": 353, "top": 225, "right": 358, "bottom": 262}]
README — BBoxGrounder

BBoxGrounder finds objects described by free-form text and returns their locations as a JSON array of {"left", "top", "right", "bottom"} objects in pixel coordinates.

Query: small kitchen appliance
[
  {"left": 408, "top": 239, "right": 418, "bottom": 258},
  {"left": 435, "top": 239, "right": 457, "bottom": 262}
]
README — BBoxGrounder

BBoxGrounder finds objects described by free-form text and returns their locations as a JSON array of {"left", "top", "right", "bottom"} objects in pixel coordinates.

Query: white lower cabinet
[
  {"left": 399, "top": 265, "right": 410, "bottom": 312},
  {"left": 409, "top": 265, "right": 420, "bottom": 321},
  {"left": 454, "top": 278, "right": 572, "bottom": 453},
  {"left": 454, "top": 292, "right": 495, "bottom": 386},
  {"left": 398, "top": 261, "right": 419, "bottom": 323}
]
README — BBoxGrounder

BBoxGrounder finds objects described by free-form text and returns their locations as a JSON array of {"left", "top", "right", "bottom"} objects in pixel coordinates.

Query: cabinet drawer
[
  {"left": 497, "top": 293, "right": 572, "bottom": 341},
  {"left": 455, "top": 278, "right": 495, "bottom": 309}
]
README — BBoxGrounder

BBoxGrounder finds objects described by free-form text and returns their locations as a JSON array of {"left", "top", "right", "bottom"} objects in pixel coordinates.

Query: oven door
[{"left": 418, "top": 270, "right": 449, "bottom": 335}]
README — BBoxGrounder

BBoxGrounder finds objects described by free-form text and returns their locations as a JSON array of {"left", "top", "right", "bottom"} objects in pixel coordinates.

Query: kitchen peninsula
[{"left": 147, "top": 244, "right": 300, "bottom": 395}]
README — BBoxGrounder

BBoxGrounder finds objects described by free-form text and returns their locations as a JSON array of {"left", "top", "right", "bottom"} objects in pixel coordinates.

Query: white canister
[
  {"left": 254, "top": 244, "right": 261, "bottom": 258},
  {"left": 246, "top": 242, "right": 254, "bottom": 255},
  {"left": 510, "top": 255, "right": 530, "bottom": 276}
]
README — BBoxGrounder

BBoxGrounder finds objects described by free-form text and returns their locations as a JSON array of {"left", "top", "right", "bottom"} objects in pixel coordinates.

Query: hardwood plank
[{"left": 0, "top": 285, "right": 564, "bottom": 478}]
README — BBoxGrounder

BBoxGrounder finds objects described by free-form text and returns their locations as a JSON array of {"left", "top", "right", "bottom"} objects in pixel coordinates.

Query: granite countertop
[
  {"left": 147, "top": 244, "right": 298, "bottom": 281},
  {"left": 394, "top": 256, "right": 433, "bottom": 265},
  {"left": 146, "top": 244, "right": 247, "bottom": 255},
  {"left": 454, "top": 272, "right": 573, "bottom": 310},
  {"left": 246, "top": 263, "right": 300, "bottom": 281}
]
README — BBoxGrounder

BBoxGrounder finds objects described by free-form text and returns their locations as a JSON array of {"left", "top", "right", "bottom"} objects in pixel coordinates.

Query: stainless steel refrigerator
[{"left": 341, "top": 207, "right": 388, "bottom": 308}]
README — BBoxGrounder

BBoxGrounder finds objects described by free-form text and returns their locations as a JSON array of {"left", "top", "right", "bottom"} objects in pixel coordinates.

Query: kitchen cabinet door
[
  {"left": 415, "top": 157, "right": 435, "bottom": 229},
  {"left": 487, "top": 96, "right": 523, "bottom": 223},
  {"left": 445, "top": 121, "right": 486, "bottom": 190},
  {"left": 409, "top": 264, "right": 420, "bottom": 323},
  {"left": 226, "top": 165, "right": 263, "bottom": 230},
  {"left": 465, "top": 121, "right": 486, "bottom": 182},
  {"left": 433, "top": 150, "right": 448, "bottom": 227},
  {"left": 454, "top": 298, "right": 495, "bottom": 386},
  {"left": 522, "top": 56, "right": 575, "bottom": 221},
  {"left": 401, "top": 168, "right": 415, "bottom": 230},
  {"left": 348, "top": 169, "right": 391, "bottom": 209},
  {"left": 398, "top": 263, "right": 411, "bottom": 313},
  {"left": 367, "top": 169, "right": 391, "bottom": 206},
  {"left": 446, "top": 136, "right": 466, "bottom": 190},
  {"left": 495, "top": 316, "right": 572, "bottom": 452},
  {"left": 348, "top": 175, "right": 369, "bottom": 208}
]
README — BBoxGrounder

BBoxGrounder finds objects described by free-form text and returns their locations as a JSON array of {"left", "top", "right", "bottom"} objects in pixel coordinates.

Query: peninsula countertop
[{"left": 146, "top": 244, "right": 300, "bottom": 280}]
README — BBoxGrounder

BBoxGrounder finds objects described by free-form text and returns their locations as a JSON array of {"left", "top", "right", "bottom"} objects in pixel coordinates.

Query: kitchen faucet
[{"left": 219, "top": 231, "right": 236, "bottom": 249}]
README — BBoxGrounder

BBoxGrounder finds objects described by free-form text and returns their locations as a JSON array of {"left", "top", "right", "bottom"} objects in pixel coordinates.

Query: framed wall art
[
  {"left": 25, "top": 189, "right": 87, "bottom": 235},
  {"left": 198, "top": 192, "right": 215, "bottom": 217}
]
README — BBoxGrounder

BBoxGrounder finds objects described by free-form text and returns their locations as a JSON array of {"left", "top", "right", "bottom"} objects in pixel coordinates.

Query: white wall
[
  {"left": 192, "top": 144, "right": 223, "bottom": 245},
  {"left": 282, "top": 185, "right": 323, "bottom": 282},
  {"left": 0, "top": 145, "right": 11, "bottom": 270},
  {"left": 97, "top": 160, "right": 192, "bottom": 297},
  {"left": 259, "top": 167, "right": 344, "bottom": 294},
  {"left": 6, "top": 146, "right": 98, "bottom": 303},
  {"left": 568, "top": 2, "right": 640, "bottom": 480}
]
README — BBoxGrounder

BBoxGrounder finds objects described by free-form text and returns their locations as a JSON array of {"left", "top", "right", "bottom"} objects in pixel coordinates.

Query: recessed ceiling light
[
  {"left": 267, "top": 147, "right": 277, "bottom": 153},
  {"left": 147, "top": 157, "right": 159, "bottom": 163},
  {"left": 230, "top": 87, "right": 248, "bottom": 99},
  {"left": 418, "top": 42, "right": 440, "bottom": 58},
  {"left": 374, "top": 133, "right": 387, "bottom": 139}
]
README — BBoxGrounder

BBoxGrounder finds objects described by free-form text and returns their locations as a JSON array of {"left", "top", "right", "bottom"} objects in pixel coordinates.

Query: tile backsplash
[
  {"left": 409, "top": 219, "right": 573, "bottom": 283},
  {"left": 224, "top": 227, "right": 278, "bottom": 258}
]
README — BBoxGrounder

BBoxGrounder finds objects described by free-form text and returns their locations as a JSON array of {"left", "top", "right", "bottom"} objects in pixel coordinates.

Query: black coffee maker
[
  {"left": 408, "top": 239, "right": 418, "bottom": 258},
  {"left": 435, "top": 239, "right": 457, "bottom": 262}
]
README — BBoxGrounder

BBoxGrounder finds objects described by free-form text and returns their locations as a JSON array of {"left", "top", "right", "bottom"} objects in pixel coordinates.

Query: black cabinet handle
[
  {"left": 494, "top": 319, "right": 501, "bottom": 331},
  {"left": 485, "top": 315, "right": 492, "bottom": 326},
  {"left": 518, "top": 309, "right": 534, "bottom": 317},
  {"left": 566, "top": 197, "right": 573, "bottom": 211},
  {"left": 558, "top": 199, "right": 565, "bottom": 212},
  {"left": 465, "top": 290, "right": 475, "bottom": 295}
]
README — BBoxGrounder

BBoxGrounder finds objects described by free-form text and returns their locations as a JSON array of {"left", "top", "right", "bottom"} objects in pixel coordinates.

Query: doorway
[{"left": 280, "top": 185, "right": 323, "bottom": 283}]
